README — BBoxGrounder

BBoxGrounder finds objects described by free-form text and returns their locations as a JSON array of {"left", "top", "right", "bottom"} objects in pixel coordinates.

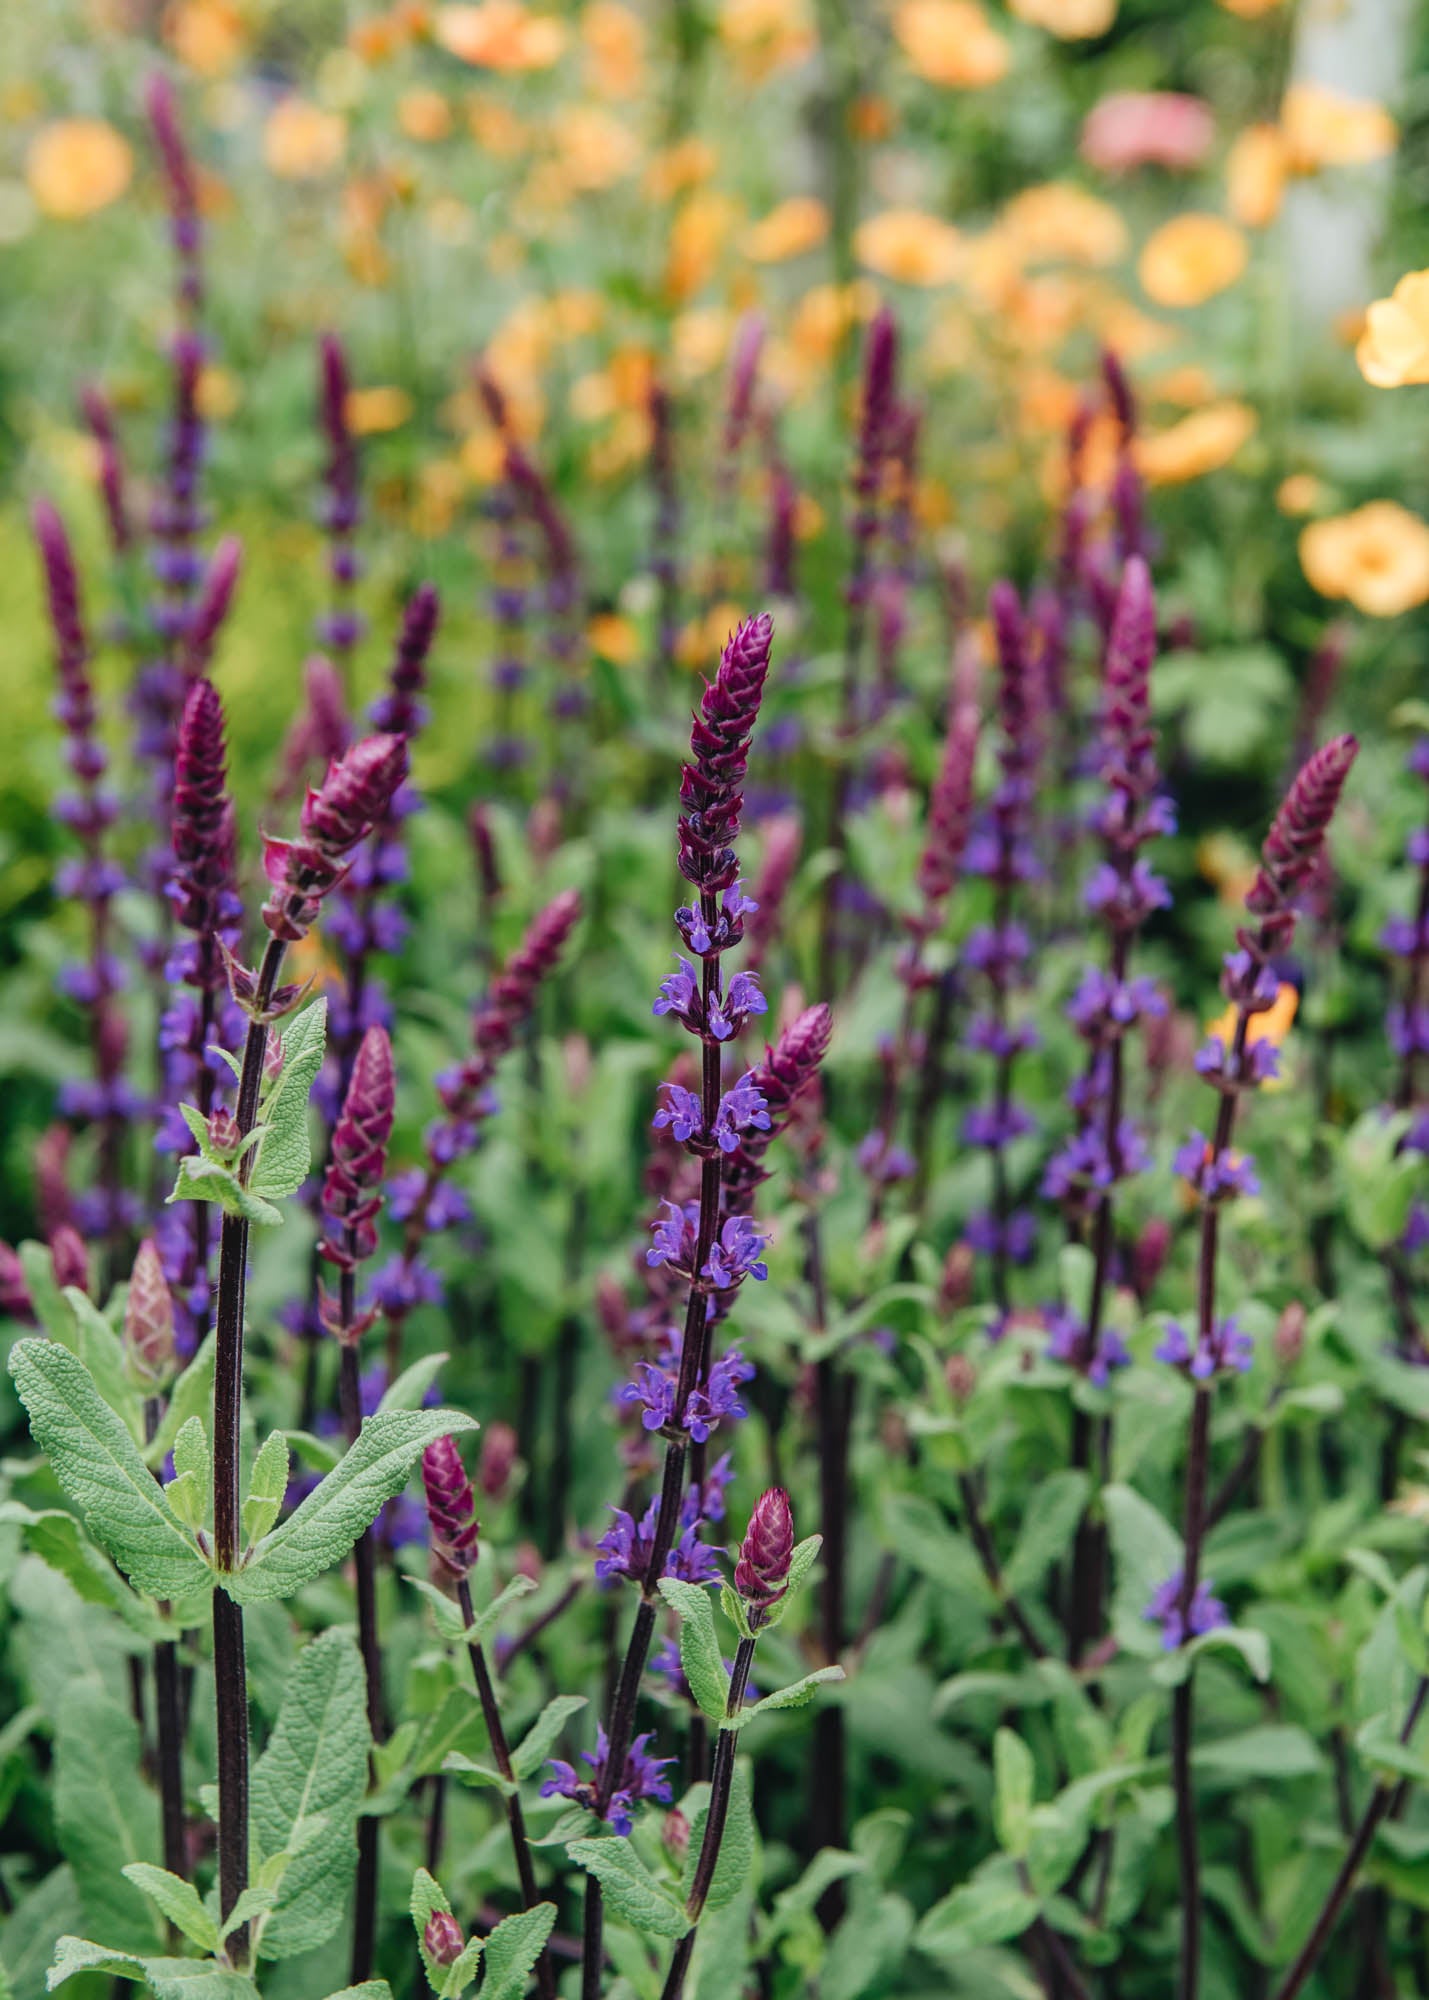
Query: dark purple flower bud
[
  {"left": 182, "top": 536, "right": 242, "bottom": 676},
  {"left": 723, "top": 1002, "right": 833, "bottom": 1215},
  {"left": 1275, "top": 1301, "right": 1306, "bottom": 1369},
  {"left": 435, "top": 891, "right": 581, "bottom": 1128},
  {"left": 422, "top": 1433, "right": 480, "bottom": 1578},
  {"left": 124, "top": 1238, "right": 177, "bottom": 1389},
  {"left": 50, "top": 1225, "right": 90, "bottom": 1296},
  {"left": 944, "top": 1352, "right": 976, "bottom": 1405},
  {"left": 32, "top": 499, "right": 88, "bottom": 681},
  {"left": 734, "top": 1486, "right": 794, "bottom": 1623},
  {"left": 277, "top": 655, "right": 351, "bottom": 799},
  {"left": 913, "top": 702, "right": 979, "bottom": 929},
  {"left": 261, "top": 733, "right": 409, "bottom": 942},
  {"left": 469, "top": 802, "right": 502, "bottom": 903},
  {"left": 1245, "top": 734, "right": 1358, "bottom": 925},
  {"left": 369, "top": 582, "right": 440, "bottom": 736},
  {"left": 146, "top": 72, "right": 201, "bottom": 238},
  {"left": 722, "top": 312, "right": 765, "bottom": 469},
  {"left": 1099, "top": 554, "right": 1157, "bottom": 791},
  {"left": 478, "top": 1419, "right": 519, "bottom": 1500},
  {"left": 207, "top": 1106, "right": 242, "bottom": 1159},
  {"left": 78, "top": 386, "right": 133, "bottom": 554},
  {"left": 423, "top": 1911, "right": 465, "bottom": 1968},
  {"left": 663, "top": 1807, "right": 691, "bottom": 1862},
  {"left": 1101, "top": 346, "right": 1137, "bottom": 443},
  {"left": 171, "top": 678, "right": 240, "bottom": 973},
  {"left": 318, "top": 332, "right": 359, "bottom": 534},
  {"left": 0, "top": 1242, "right": 34, "bottom": 1322},
  {"left": 319, "top": 1026, "right": 396, "bottom": 1277},
  {"left": 678, "top": 614, "right": 774, "bottom": 895}
]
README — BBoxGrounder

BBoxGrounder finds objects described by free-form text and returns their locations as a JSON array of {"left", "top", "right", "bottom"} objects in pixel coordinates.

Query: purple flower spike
[
  {"left": 1145, "top": 1569, "right": 1228, "bottom": 1651},
  {"left": 259, "top": 733, "right": 409, "bottom": 945},
  {"left": 678, "top": 614, "right": 774, "bottom": 896},
  {"left": 734, "top": 1487, "right": 795, "bottom": 1625},
  {"left": 319, "top": 1025, "right": 396, "bottom": 1284}
]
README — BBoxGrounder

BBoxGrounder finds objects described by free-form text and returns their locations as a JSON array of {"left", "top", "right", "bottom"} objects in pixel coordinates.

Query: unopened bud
[
  {"left": 514, "top": 1540, "right": 543, "bottom": 1583},
  {"left": 1131, "top": 1216, "right": 1171, "bottom": 1301},
  {"left": 0, "top": 1242, "right": 34, "bottom": 1321},
  {"left": 735, "top": 1487, "right": 794, "bottom": 1625},
  {"left": 50, "top": 1225, "right": 90, "bottom": 1296},
  {"left": 478, "top": 1420, "right": 519, "bottom": 1500},
  {"left": 1274, "top": 1301, "right": 1306, "bottom": 1370},
  {"left": 264, "top": 1032, "right": 286, "bottom": 1084},
  {"left": 938, "top": 1242, "right": 975, "bottom": 1316},
  {"left": 944, "top": 1352, "right": 977, "bottom": 1406},
  {"left": 663, "top": 1807, "right": 690, "bottom": 1861},
  {"left": 424, "top": 1910, "right": 464, "bottom": 1968},
  {"left": 124, "top": 1239, "right": 176, "bottom": 1390},
  {"left": 207, "top": 1106, "right": 242, "bottom": 1160}
]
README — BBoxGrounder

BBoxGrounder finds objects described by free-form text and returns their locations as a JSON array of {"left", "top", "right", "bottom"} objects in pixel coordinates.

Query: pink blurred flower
[{"left": 1080, "top": 93, "right": 1215, "bottom": 174}]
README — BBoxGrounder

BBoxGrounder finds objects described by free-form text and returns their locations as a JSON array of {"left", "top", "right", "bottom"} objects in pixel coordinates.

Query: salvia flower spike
[
  {"left": 258, "top": 731, "right": 410, "bottom": 948},
  {"left": 421, "top": 1433, "right": 480, "bottom": 1579},
  {"left": 734, "top": 1486, "right": 795, "bottom": 1625},
  {"left": 123, "top": 1238, "right": 177, "bottom": 1392},
  {"left": 320, "top": 1025, "right": 396, "bottom": 1293}
]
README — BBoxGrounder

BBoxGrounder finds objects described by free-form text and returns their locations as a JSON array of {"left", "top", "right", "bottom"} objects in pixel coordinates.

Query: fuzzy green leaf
[
  {"left": 0, "top": 1502, "right": 158, "bottom": 1635},
  {"left": 119, "top": 1867, "right": 218, "bottom": 1954},
  {"left": 229, "top": 1410, "right": 478, "bottom": 1602},
  {"left": 567, "top": 1839, "right": 687, "bottom": 1939},
  {"left": 511, "top": 1695, "right": 589, "bottom": 1780},
  {"left": 167, "top": 1155, "right": 283, "bottom": 1228},
  {"left": 55, "top": 1681, "right": 165, "bottom": 1952},
  {"left": 406, "top": 1575, "right": 471, "bottom": 1645},
  {"left": 992, "top": 1729, "right": 1035, "bottom": 1859},
  {"left": 146, "top": 1336, "right": 217, "bottom": 1469},
  {"left": 1005, "top": 1472, "right": 1091, "bottom": 1597},
  {"left": 658, "top": 1578, "right": 732, "bottom": 1723},
  {"left": 682, "top": 1761, "right": 754, "bottom": 1915},
  {"left": 441, "top": 1751, "right": 517, "bottom": 1796},
  {"left": 250, "top": 999, "right": 328, "bottom": 1201},
  {"left": 379, "top": 1352, "right": 449, "bottom": 1412},
  {"left": 243, "top": 1431, "right": 290, "bottom": 1548},
  {"left": 167, "top": 1417, "right": 211, "bottom": 1534},
  {"left": 61, "top": 1289, "right": 142, "bottom": 1437},
  {"left": 729, "top": 1665, "right": 844, "bottom": 1728},
  {"left": 251, "top": 1629, "right": 371, "bottom": 1959},
  {"left": 47, "top": 1939, "right": 259, "bottom": 1999},
  {"left": 481, "top": 1904, "right": 558, "bottom": 2000},
  {"left": 8, "top": 1340, "right": 212, "bottom": 1601}
]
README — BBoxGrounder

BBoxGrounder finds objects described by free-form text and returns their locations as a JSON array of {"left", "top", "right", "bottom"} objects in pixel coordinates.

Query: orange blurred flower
[
  {"left": 1135, "top": 401, "right": 1257, "bottom": 484},
  {"left": 1138, "top": 213, "right": 1247, "bottom": 308},
  {"left": 855, "top": 209, "right": 963, "bottom": 286},
  {"left": 1301, "top": 503, "right": 1429, "bottom": 617},
  {"left": 1217, "top": 0, "right": 1283, "bottom": 14},
  {"left": 163, "top": 0, "right": 248, "bottom": 75},
  {"left": 435, "top": 2, "right": 565, "bottom": 69},
  {"left": 743, "top": 195, "right": 829, "bottom": 263},
  {"left": 588, "top": 612, "right": 639, "bottom": 663},
  {"left": 1226, "top": 123, "right": 1287, "bottom": 228},
  {"left": 1281, "top": 81, "right": 1397, "bottom": 172},
  {"left": 666, "top": 191, "right": 740, "bottom": 302},
  {"left": 398, "top": 89, "right": 454, "bottom": 141},
  {"left": 582, "top": 1, "right": 645, "bottom": 97},
  {"left": 27, "top": 119, "right": 133, "bottom": 219},
  {"left": 1356, "top": 270, "right": 1429, "bottom": 389},
  {"left": 644, "top": 137, "right": 719, "bottom": 201},
  {"left": 347, "top": 386, "right": 414, "bottom": 434},
  {"left": 467, "top": 97, "right": 529, "bottom": 157},
  {"left": 264, "top": 99, "right": 347, "bottom": 179},
  {"left": 893, "top": 0, "right": 1009, "bottom": 89},
  {"left": 1000, "top": 182, "right": 1127, "bottom": 267},
  {"left": 1207, "top": 982, "right": 1297, "bottom": 1054},
  {"left": 718, "top": 0, "right": 815, "bottom": 81},
  {"left": 554, "top": 105, "right": 641, "bottom": 190},
  {"left": 1010, "top": 0, "right": 1116, "bottom": 36},
  {"left": 1276, "top": 473, "right": 1327, "bottom": 516}
]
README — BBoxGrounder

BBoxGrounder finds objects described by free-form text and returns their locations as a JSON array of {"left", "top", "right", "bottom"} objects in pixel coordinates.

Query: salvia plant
[{"left": 10, "top": 52, "right": 1429, "bottom": 2000}]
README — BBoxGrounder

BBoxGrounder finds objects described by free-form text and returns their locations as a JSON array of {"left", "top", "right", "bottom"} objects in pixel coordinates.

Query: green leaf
[
  {"left": 221, "top": 1888, "right": 278, "bottom": 1940},
  {"left": 511, "top": 1695, "right": 589, "bottom": 1780},
  {"left": 322, "top": 1989, "right": 393, "bottom": 2000},
  {"left": 732, "top": 1666, "right": 845, "bottom": 1727},
  {"left": 658, "top": 1578, "right": 733, "bottom": 1723},
  {"left": 250, "top": 999, "right": 328, "bottom": 1201},
  {"left": 719, "top": 1582, "right": 753, "bottom": 1643},
  {"left": 8, "top": 1340, "right": 212, "bottom": 1601},
  {"left": 441, "top": 1752, "right": 517, "bottom": 1797},
  {"left": 1342, "top": 1110, "right": 1421, "bottom": 1252},
  {"left": 1105, "top": 1483, "right": 1183, "bottom": 1654},
  {"left": 251, "top": 1630, "right": 371, "bottom": 1959},
  {"left": 230, "top": 1410, "right": 478, "bottom": 1601},
  {"left": 916, "top": 1858, "right": 1038, "bottom": 1956},
  {"left": 1005, "top": 1472, "right": 1091, "bottom": 1597},
  {"left": 146, "top": 1336, "right": 217, "bottom": 1469},
  {"left": 566, "top": 1839, "right": 688, "bottom": 1939},
  {"left": 379, "top": 1352, "right": 449, "bottom": 1412},
  {"left": 992, "top": 1729, "right": 1035, "bottom": 1860},
  {"left": 166, "top": 1155, "right": 283, "bottom": 1228},
  {"left": 1194, "top": 1726, "right": 1322, "bottom": 1779},
  {"left": 118, "top": 1867, "right": 218, "bottom": 1954},
  {"left": 55, "top": 1681, "right": 164, "bottom": 1952},
  {"left": 1152, "top": 1624, "right": 1272, "bottom": 1687},
  {"left": 61, "top": 1289, "right": 142, "bottom": 1437},
  {"left": 17, "top": 1242, "right": 74, "bottom": 1342},
  {"left": 47, "top": 1939, "right": 260, "bottom": 1999},
  {"left": 243, "top": 1431, "right": 290, "bottom": 1548},
  {"left": 481, "top": 1905, "right": 558, "bottom": 2000},
  {"left": 406, "top": 1575, "right": 470, "bottom": 1645},
  {"left": 407, "top": 1570, "right": 538, "bottom": 1650},
  {"left": 167, "top": 1417, "right": 211, "bottom": 1534},
  {"left": 0, "top": 1502, "right": 158, "bottom": 1635},
  {"left": 683, "top": 1761, "right": 754, "bottom": 1914}
]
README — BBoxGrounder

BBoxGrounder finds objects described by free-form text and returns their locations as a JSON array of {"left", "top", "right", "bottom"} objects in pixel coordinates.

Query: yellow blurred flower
[
  {"left": 163, "top": 0, "right": 248, "bottom": 75},
  {"left": 1136, "top": 401, "right": 1257, "bottom": 485},
  {"left": 588, "top": 611, "right": 639, "bottom": 663},
  {"left": 718, "top": 0, "right": 815, "bottom": 81},
  {"left": 414, "top": 457, "right": 465, "bottom": 535},
  {"left": 1301, "top": 502, "right": 1429, "bottom": 617},
  {"left": 346, "top": 386, "right": 414, "bottom": 434},
  {"left": 1138, "top": 214, "right": 1247, "bottom": 308},
  {"left": 678, "top": 600, "right": 750, "bottom": 670},
  {"left": 743, "top": 195, "right": 829, "bottom": 263},
  {"left": 553, "top": 105, "right": 641, "bottom": 190},
  {"left": 460, "top": 427, "right": 505, "bottom": 483},
  {"left": 1206, "top": 982, "right": 1297, "bottom": 1054},
  {"left": 264, "top": 99, "right": 346, "bottom": 179},
  {"left": 892, "top": 0, "right": 1009, "bottom": 89},
  {"left": 582, "top": 1, "right": 645, "bottom": 97},
  {"left": 1010, "top": 0, "right": 1116, "bottom": 36},
  {"left": 666, "top": 190, "right": 740, "bottom": 302},
  {"left": 1281, "top": 81, "right": 1397, "bottom": 173},
  {"left": 27, "top": 119, "right": 133, "bottom": 219},
  {"left": 1357, "top": 270, "right": 1429, "bottom": 389},
  {"left": 1001, "top": 182, "right": 1127, "bottom": 267},
  {"left": 196, "top": 365, "right": 241, "bottom": 420},
  {"left": 1217, "top": 0, "right": 1283, "bottom": 14},
  {"left": 1276, "top": 472, "right": 1327, "bottom": 516},
  {"left": 788, "top": 281, "right": 874, "bottom": 368},
  {"left": 673, "top": 308, "right": 732, "bottom": 381},
  {"left": 435, "top": 2, "right": 566, "bottom": 69},
  {"left": 398, "top": 89, "right": 454, "bottom": 141},
  {"left": 1196, "top": 831, "right": 1258, "bottom": 904},
  {"left": 1227, "top": 123, "right": 1286, "bottom": 229},
  {"left": 855, "top": 209, "right": 963, "bottom": 287},
  {"left": 1150, "top": 364, "right": 1215, "bottom": 407}
]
